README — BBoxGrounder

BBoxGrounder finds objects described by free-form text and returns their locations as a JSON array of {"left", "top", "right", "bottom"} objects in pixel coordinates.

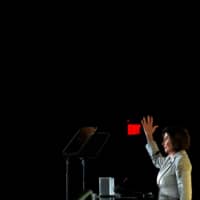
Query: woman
[{"left": 141, "top": 115, "right": 192, "bottom": 200}]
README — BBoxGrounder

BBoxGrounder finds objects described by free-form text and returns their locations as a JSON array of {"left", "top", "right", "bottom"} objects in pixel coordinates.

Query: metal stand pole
[
  {"left": 65, "top": 159, "right": 69, "bottom": 200},
  {"left": 80, "top": 158, "right": 85, "bottom": 192}
]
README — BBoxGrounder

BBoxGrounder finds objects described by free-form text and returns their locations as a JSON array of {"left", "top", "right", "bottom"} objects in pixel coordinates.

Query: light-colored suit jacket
[{"left": 146, "top": 141, "right": 192, "bottom": 200}]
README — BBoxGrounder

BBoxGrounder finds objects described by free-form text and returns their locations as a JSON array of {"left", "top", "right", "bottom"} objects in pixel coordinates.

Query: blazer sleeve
[
  {"left": 145, "top": 140, "right": 165, "bottom": 169},
  {"left": 175, "top": 155, "right": 192, "bottom": 200}
]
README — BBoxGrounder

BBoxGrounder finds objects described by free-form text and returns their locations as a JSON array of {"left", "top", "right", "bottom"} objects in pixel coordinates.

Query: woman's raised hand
[{"left": 141, "top": 115, "right": 159, "bottom": 142}]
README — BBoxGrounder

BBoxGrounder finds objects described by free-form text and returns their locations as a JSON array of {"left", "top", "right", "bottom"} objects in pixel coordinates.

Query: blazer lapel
[{"left": 157, "top": 156, "right": 174, "bottom": 185}]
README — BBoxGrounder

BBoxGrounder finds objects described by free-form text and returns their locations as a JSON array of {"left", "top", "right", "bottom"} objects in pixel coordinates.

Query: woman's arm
[
  {"left": 175, "top": 155, "right": 192, "bottom": 200},
  {"left": 141, "top": 115, "right": 165, "bottom": 168}
]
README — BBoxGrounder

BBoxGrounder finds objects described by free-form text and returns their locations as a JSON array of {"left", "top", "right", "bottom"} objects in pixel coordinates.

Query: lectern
[{"left": 62, "top": 127, "right": 110, "bottom": 200}]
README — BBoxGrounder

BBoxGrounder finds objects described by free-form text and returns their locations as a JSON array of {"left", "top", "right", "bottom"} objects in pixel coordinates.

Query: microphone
[{"left": 115, "top": 177, "right": 128, "bottom": 193}]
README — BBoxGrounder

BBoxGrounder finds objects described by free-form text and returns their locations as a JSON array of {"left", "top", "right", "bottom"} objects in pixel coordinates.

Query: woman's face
[{"left": 162, "top": 132, "right": 174, "bottom": 155}]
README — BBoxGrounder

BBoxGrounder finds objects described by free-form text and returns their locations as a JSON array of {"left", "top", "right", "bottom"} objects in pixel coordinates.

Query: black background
[
  {"left": 8, "top": 7, "right": 200, "bottom": 199},
  {"left": 25, "top": 74, "right": 199, "bottom": 200}
]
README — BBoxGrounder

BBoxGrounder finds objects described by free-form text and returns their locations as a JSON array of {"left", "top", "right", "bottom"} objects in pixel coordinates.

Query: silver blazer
[{"left": 146, "top": 141, "right": 192, "bottom": 200}]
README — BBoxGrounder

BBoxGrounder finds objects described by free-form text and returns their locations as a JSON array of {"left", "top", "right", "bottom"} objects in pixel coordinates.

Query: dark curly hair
[{"left": 162, "top": 126, "right": 191, "bottom": 151}]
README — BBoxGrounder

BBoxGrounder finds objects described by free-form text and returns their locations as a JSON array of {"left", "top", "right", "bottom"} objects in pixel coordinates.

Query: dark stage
[
  {"left": 45, "top": 105, "right": 199, "bottom": 200},
  {"left": 23, "top": 81, "right": 199, "bottom": 200}
]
